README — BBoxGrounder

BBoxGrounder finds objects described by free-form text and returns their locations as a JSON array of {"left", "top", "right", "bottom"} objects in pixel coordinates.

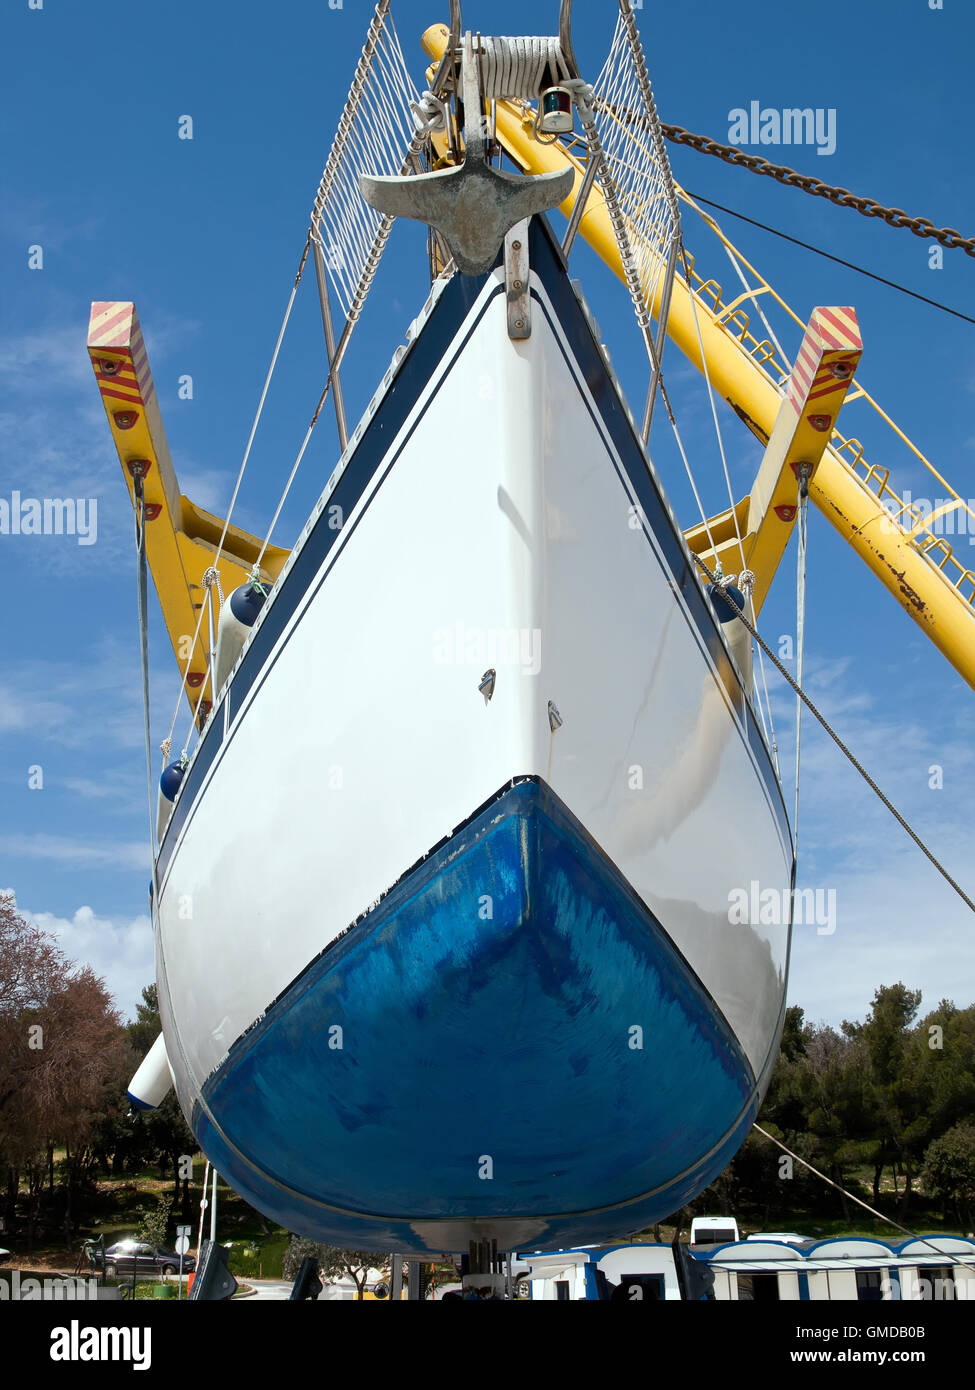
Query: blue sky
[{"left": 1, "top": 0, "right": 972, "bottom": 1029}]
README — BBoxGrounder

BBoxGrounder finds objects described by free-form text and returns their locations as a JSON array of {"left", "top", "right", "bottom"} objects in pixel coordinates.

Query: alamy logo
[
  {"left": 433, "top": 622, "right": 542, "bottom": 676},
  {"left": 0, "top": 491, "right": 98, "bottom": 545},
  {"left": 728, "top": 101, "right": 837, "bottom": 156},
  {"left": 1, "top": 1272, "right": 98, "bottom": 1300},
  {"left": 50, "top": 1320, "right": 151, "bottom": 1370},
  {"left": 729, "top": 880, "right": 837, "bottom": 935},
  {"left": 881, "top": 490, "right": 975, "bottom": 544}
]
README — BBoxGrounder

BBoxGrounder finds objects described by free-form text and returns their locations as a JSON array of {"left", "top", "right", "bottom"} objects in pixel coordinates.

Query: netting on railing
[
  {"left": 589, "top": 1, "right": 682, "bottom": 327},
  {"left": 309, "top": 0, "right": 421, "bottom": 326}
]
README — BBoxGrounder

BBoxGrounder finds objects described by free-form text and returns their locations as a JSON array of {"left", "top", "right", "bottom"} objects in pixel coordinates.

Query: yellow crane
[
  {"left": 89, "top": 17, "right": 975, "bottom": 712},
  {"left": 418, "top": 21, "right": 975, "bottom": 690}
]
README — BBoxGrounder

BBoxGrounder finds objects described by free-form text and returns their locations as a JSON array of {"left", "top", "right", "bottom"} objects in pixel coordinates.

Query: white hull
[{"left": 154, "top": 222, "right": 792, "bottom": 1251}]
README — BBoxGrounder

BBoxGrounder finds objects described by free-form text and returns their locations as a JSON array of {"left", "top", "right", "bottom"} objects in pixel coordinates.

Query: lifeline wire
[
  {"left": 693, "top": 552, "right": 975, "bottom": 916},
  {"left": 793, "top": 484, "right": 808, "bottom": 855},
  {"left": 685, "top": 190, "right": 975, "bottom": 328},
  {"left": 133, "top": 471, "right": 160, "bottom": 908},
  {"left": 753, "top": 1125, "right": 975, "bottom": 1272}
]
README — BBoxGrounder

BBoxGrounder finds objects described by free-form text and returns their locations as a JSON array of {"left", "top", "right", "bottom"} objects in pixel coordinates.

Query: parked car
[{"left": 93, "top": 1239, "right": 196, "bottom": 1278}]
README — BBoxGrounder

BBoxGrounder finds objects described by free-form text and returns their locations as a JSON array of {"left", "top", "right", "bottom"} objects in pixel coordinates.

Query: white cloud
[
  {"left": 0, "top": 314, "right": 197, "bottom": 578},
  {"left": 19, "top": 900, "right": 154, "bottom": 1023},
  {"left": 0, "top": 637, "right": 183, "bottom": 756},
  {"left": 0, "top": 324, "right": 94, "bottom": 391},
  {"left": 759, "top": 652, "right": 975, "bottom": 1024},
  {"left": 180, "top": 465, "right": 236, "bottom": 516},
  {"left": 0, "top": 833, "right": 149, "bottom": 873}
]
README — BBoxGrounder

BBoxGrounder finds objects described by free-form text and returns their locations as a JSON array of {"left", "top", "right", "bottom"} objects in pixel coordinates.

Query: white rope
[
  {"left": 753, "top": 596, "right": 780, "bottom": 779},
  {"left": 202, "top": 565, "right": 224, "bottom": 607},
  {"left": 659, "top": 391, "right": 720, "bottom": 562},
  {"left": 679, "top": 245, "right": 781, "bottom": 761},
  {"left": 411, "top": 90, "right": 447, "bottom": 135},
  {"left": 680, "top": 189, "right": 794, "bottom": 383},
  {"left": 160, "top": 239, "right": 310, "bottom": 762},
  {"left": 478, "top": 35, "right": 570, "bottom": 98}
]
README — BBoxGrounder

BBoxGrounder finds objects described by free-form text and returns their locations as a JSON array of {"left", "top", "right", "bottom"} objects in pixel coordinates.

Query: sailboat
[{"left": 103, "top": 1, "right": 972, "bottom": 1257}]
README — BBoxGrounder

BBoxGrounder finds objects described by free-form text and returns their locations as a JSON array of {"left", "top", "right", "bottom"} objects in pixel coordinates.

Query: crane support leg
[
  {"left": 685, "top": 307, "right": 862, "bottom": 613},
  {"left": 87, "top": 302, "right": 289, "bottom": 712}
]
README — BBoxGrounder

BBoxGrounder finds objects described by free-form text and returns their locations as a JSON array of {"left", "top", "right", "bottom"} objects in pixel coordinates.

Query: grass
[
  {"left": 11, "top": 1155, "right": 291, "bottom": 1279},
  {"left": 15, "top": 1157, "right": 964, "bottom": 1276}
]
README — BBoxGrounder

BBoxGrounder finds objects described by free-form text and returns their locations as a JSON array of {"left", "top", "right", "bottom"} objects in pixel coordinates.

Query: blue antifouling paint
[{"left": 195, "top": 779, "right": 757, "bottom": 1251}]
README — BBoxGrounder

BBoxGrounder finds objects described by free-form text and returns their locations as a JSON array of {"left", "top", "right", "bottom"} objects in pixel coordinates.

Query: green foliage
[
  {"left": 282, "top": 1235, "right": 326, "bottom": 1283},
  {"left": 225, "top": 1233, "right": 288, "bottom": 1279},
  {"left": 125, "top": 985, "right": 160, "bottom": 1060},
  {"left": 281, "top": 1236, "right": 387, "bottom": 1297},
  {"left": 921, "top": 1123, "right": 975, "bottom": 1228},
  {"left": 137, "top": 1196, "right": 170, "bottom": 1247},
  {"left": 687, "top": 987, "right": 975, "bottom": 1234}
]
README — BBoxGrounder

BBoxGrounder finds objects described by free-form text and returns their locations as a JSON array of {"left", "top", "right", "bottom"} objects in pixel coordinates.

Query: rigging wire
[
  {"left": 683, "top": 191, "right": 975, "bottom": 328},
  {"left": 656, "top": 380, "right": 719, "bottom": 561},
  {"left": 679, "top": 245, "right": 748, "bottom": 578},
  {"left": 160, "top": 237, "right": 313, "bottom": 762},
  {"left": 677, "top": 245, "right": 779, "bottom": 753},
  {"left": 133, "top": 469, "right": 160, "bottom": 908},
  {"left": 793, "top": 476, "right": 809, "bottom": 854},
  {"left": 680, "top": 190, "right": 793, "bottom": 374},
  {"left": 692, "top": 551, "right": 975, "bottom": 917},
  {"left": 753, "top": 1125, "right": 975, "bottom": 1273},
  {"left": 660, "top": 123, "right": 975, "bottom": 258},
  {"left": 672, "top": 190, "right": 975, "bottom": 541}
]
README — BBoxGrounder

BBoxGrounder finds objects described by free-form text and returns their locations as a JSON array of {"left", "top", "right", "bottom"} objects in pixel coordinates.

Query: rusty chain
[{"left": 660, "top": 124, "right": 975, "bottom": 258}]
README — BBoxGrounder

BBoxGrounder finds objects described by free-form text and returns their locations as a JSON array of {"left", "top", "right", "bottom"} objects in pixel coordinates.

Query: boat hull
[{"left": 154, "top": 219, "right": 792, "bottom": 1252}]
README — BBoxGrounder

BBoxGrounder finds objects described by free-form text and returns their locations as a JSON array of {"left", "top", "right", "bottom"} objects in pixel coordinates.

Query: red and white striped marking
[
  {"left": 784, "top": 306, "right": 861, "bottom": 417},
  {"left": 87, "top": 302, "right": 155, "bottom": 407}
]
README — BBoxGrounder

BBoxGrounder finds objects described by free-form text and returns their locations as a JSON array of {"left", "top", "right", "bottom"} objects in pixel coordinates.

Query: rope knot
[
  {"left": 202, "top": 566, "right": 225, "bottom": 605},
  {"left": 410, "top": 90, "right": 447, "bottom": 135}
]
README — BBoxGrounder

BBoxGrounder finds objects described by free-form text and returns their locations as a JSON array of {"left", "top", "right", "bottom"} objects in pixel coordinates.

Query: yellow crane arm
[
  {"left": 419, "top": 23, "right": 975, "bottom": 690},
  {"left": 87, "top": 302, "right": 289, "bottom": 719}
]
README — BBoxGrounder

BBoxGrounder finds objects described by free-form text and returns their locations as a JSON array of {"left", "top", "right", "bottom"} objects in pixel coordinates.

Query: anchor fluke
[
  {"left": 360, "top": 163, "right": 573, "bottom": 277},
  {"left": 360, "top": 29, "right": 574, "bottom": 276}
]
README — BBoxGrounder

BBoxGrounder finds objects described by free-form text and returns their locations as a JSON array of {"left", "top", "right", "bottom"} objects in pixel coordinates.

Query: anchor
[{"left": 360, "top": 2, "right": 575, "bottom": 276}]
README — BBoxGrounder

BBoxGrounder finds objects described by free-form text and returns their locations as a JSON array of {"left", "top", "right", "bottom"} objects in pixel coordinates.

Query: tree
[
  {"left": 282, "top": 1236, "right": 389, "bottom": 1299},
  {"left": 124, "top": 983, "right": 196, "bottom": 1212},
  {"left": 0, "top": 894, "right": 68, "bottom": 1229},
  {"left": 921, "top": 1124, "right": 975, "bottom": 1231},
  {"left": 0, "top": 894, "right": 132, "bottom": 1242},
  {"left": 844, "top": 984, "right": 925, "bottom": 1211},
  {"left": 282, "top": 1235, "right": 325, "bottom": 1283},
  {"left": 125, "top": 984, "right": 161, "bottom": 1058},
  {"left": 318, "top": 1246, "right": 389, "bottom": 1300},
  {"left": 138, "top": 1196, "right": 171, "bottom": 1248}
]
